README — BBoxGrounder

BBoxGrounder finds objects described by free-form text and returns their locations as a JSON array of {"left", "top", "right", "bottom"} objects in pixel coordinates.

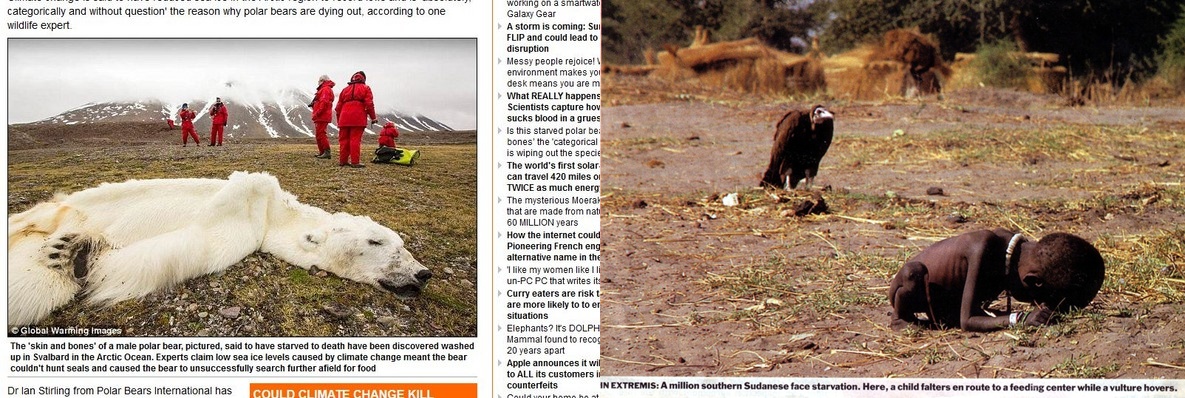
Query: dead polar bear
[{"left": 7, "top": 171, "right": 431, "bottom": 326}]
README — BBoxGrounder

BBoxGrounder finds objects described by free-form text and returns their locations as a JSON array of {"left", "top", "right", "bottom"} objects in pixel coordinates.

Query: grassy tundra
[{"left": 7, "top": 123, "right": 478, "bottom": 337}]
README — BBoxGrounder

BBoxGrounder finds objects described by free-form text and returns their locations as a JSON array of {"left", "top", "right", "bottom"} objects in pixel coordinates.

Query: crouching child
[{"left": 888, "top": 229, "right": 1105, "bottom": 332}]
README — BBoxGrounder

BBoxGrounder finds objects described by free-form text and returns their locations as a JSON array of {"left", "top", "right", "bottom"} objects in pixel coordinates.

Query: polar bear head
[{"left": 296, "top": 214, "right": 432, "bottom": 298}]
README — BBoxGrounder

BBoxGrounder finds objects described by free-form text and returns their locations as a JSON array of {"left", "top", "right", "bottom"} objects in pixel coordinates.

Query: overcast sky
[{"left": 8, "top": 39, "right": 477, "bottom": 129}]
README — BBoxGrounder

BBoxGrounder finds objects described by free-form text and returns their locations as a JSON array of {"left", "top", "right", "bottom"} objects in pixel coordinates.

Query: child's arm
[
  {"left": 960, "top": 245, "right": 1055, "bottom": 331},
  {"left": 959, "top": 248, "right": 1012, "bottom": 331}
]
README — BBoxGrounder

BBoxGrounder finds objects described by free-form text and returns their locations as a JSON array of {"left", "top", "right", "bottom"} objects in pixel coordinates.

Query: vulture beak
[{"left": 814, "top": 108, "right": 834, "bottom": 123}]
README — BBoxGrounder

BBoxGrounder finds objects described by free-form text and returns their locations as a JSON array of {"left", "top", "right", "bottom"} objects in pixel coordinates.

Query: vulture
[{"left": 760, "top": 104, "right": 834, "bottom": 190}]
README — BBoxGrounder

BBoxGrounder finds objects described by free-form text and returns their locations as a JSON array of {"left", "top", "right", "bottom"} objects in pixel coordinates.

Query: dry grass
[
  {"left": 674, "top": 184, "right": 1183, "bottom": 376},
  {"left": 820, "top": 29, "right": 950, "bottom": 100},
  {"left": 1048, "top": 354, "right": 1122, "bottom": 378},
  {"left": 611, "top": 38, "right": 827, "bottom": 97},
  {"left": 602, "top": 117, "right": 1183, "bottom": 376},
  {"left": 835, "top": 125, "right": 1183, "bottom": 168},
  {"left": 8, "top": 139, "right": 477, "bottom": 337},
  {"left": 1094, "top": 229, "right": 1185, "bottom": 305},
  {"left": 600, "top": 62, "right": 1185, "bottom": 377}
]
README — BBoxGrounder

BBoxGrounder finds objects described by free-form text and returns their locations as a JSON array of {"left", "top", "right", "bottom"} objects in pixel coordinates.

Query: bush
[
  {"left": 967, "top": 41, "right": 1031, "bottom": 90},
  {"left": 1156, "top": 4, "right": 1185, "bottom": 91}
]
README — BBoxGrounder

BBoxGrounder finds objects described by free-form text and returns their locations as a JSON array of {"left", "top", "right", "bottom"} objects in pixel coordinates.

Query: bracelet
[{"left": 1004, "top": 310, "right": 1023, "bottom": 326}]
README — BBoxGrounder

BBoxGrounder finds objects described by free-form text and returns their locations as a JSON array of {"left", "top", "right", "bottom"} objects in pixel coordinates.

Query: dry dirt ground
[{"left": 599, "top": 75, "right": 1185, "bottom": 379}]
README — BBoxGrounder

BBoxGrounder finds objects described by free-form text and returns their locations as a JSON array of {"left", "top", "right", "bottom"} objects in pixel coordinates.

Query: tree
[
  {"left": 741, "top": 0, "right": 820, "bottom": 53},
  {"left": 602, "top": 0, "right": 687, "bottom": 64},
  {"left": 603, "top": 0, "right": 753, "bottom": 64},
  {"left": 601, "top": 0, "right": 820, "bottom": 64},
  {"left": 1017, "top": 0, "right": 1177, "bottom": 82},
  {"left": 814, "top": 0, "right": 1180, "bottom": 81}
]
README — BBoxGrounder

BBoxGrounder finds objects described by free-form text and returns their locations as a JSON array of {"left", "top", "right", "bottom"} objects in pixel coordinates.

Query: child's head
[{"left": 1021, "top": 233, "right": 1106, "bottom": 311}]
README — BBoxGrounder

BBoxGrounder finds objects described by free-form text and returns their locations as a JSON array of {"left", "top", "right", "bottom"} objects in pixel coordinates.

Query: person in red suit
[
  {"left": 335, "top": 71, "right": 377, "bottom": 168},
  {"left": 208, "top": 97, "right": 229, "bottom": 146},
  {"left": 310, "top": 75, "right": 335, "bottom": 159},
  {"left": 177, "top": 103, "right": 200, "bottom": 147},
  {"left": 378, "top": 121, "right": 398, "bottom": 148}
]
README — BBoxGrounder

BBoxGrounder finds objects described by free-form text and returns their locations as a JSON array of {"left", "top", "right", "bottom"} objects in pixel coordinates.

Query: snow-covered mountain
[{"left": 34, "top": 84, "right": 454, "bottom": 138}]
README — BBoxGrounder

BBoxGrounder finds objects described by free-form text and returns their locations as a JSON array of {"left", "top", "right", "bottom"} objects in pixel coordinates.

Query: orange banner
[{"left": 249, "top": 383, "right": 476, "bottom": 398}]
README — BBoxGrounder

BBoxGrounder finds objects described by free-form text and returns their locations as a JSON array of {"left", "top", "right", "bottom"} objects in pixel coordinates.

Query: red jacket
[
  {"left": 177, "top": 109, "right": 196, "bottom": 128},
  {"left": 210, "top": 102, "right": 229, "bottom": 126},
  {"left": 311, "top": 80, "right": 335, "bottom": 123},
  {"left": 379, "top": 122, "right": 399, "bottom": 147},
  {"left": 335, "top": 72, "right": 376, "bottom": 127}
]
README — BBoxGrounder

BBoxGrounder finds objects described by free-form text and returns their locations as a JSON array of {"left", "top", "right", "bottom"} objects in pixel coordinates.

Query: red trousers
[
  {"left": 338, "top": 126, "right": 364, "bottom": 165},
  {"left": 210, "top": 124, "right": 225, "bottom": 145},
  {"left": 315, "top": 122, "right": 331, "bottom": 153},
  {"left": 181, "top": 126, "right": 200, "bottom": 145}
]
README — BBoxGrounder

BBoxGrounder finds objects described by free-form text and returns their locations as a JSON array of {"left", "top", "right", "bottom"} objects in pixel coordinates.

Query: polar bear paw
[{"left": 40, "top": 233, "right": 93, "bottom": 280}]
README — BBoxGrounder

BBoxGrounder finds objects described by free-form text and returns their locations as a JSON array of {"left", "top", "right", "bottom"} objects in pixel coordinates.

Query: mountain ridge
[{"left": 25, "top": 87, "right": 455, "bottom": 139}]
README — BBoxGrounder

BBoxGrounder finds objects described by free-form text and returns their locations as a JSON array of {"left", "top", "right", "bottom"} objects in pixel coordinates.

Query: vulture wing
[{"left": 761, "top": 110, "right": 810, "bottom": 189}]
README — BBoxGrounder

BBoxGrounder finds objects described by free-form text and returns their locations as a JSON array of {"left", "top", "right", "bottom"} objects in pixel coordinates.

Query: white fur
[{"left": 7, "top": 172, "right": 429, "bottom": 326}]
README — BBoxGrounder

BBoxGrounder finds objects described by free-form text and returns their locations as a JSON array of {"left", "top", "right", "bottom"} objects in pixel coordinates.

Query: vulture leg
[{"left": 788, "top": 169, "right": 805, "bottom": 190}]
